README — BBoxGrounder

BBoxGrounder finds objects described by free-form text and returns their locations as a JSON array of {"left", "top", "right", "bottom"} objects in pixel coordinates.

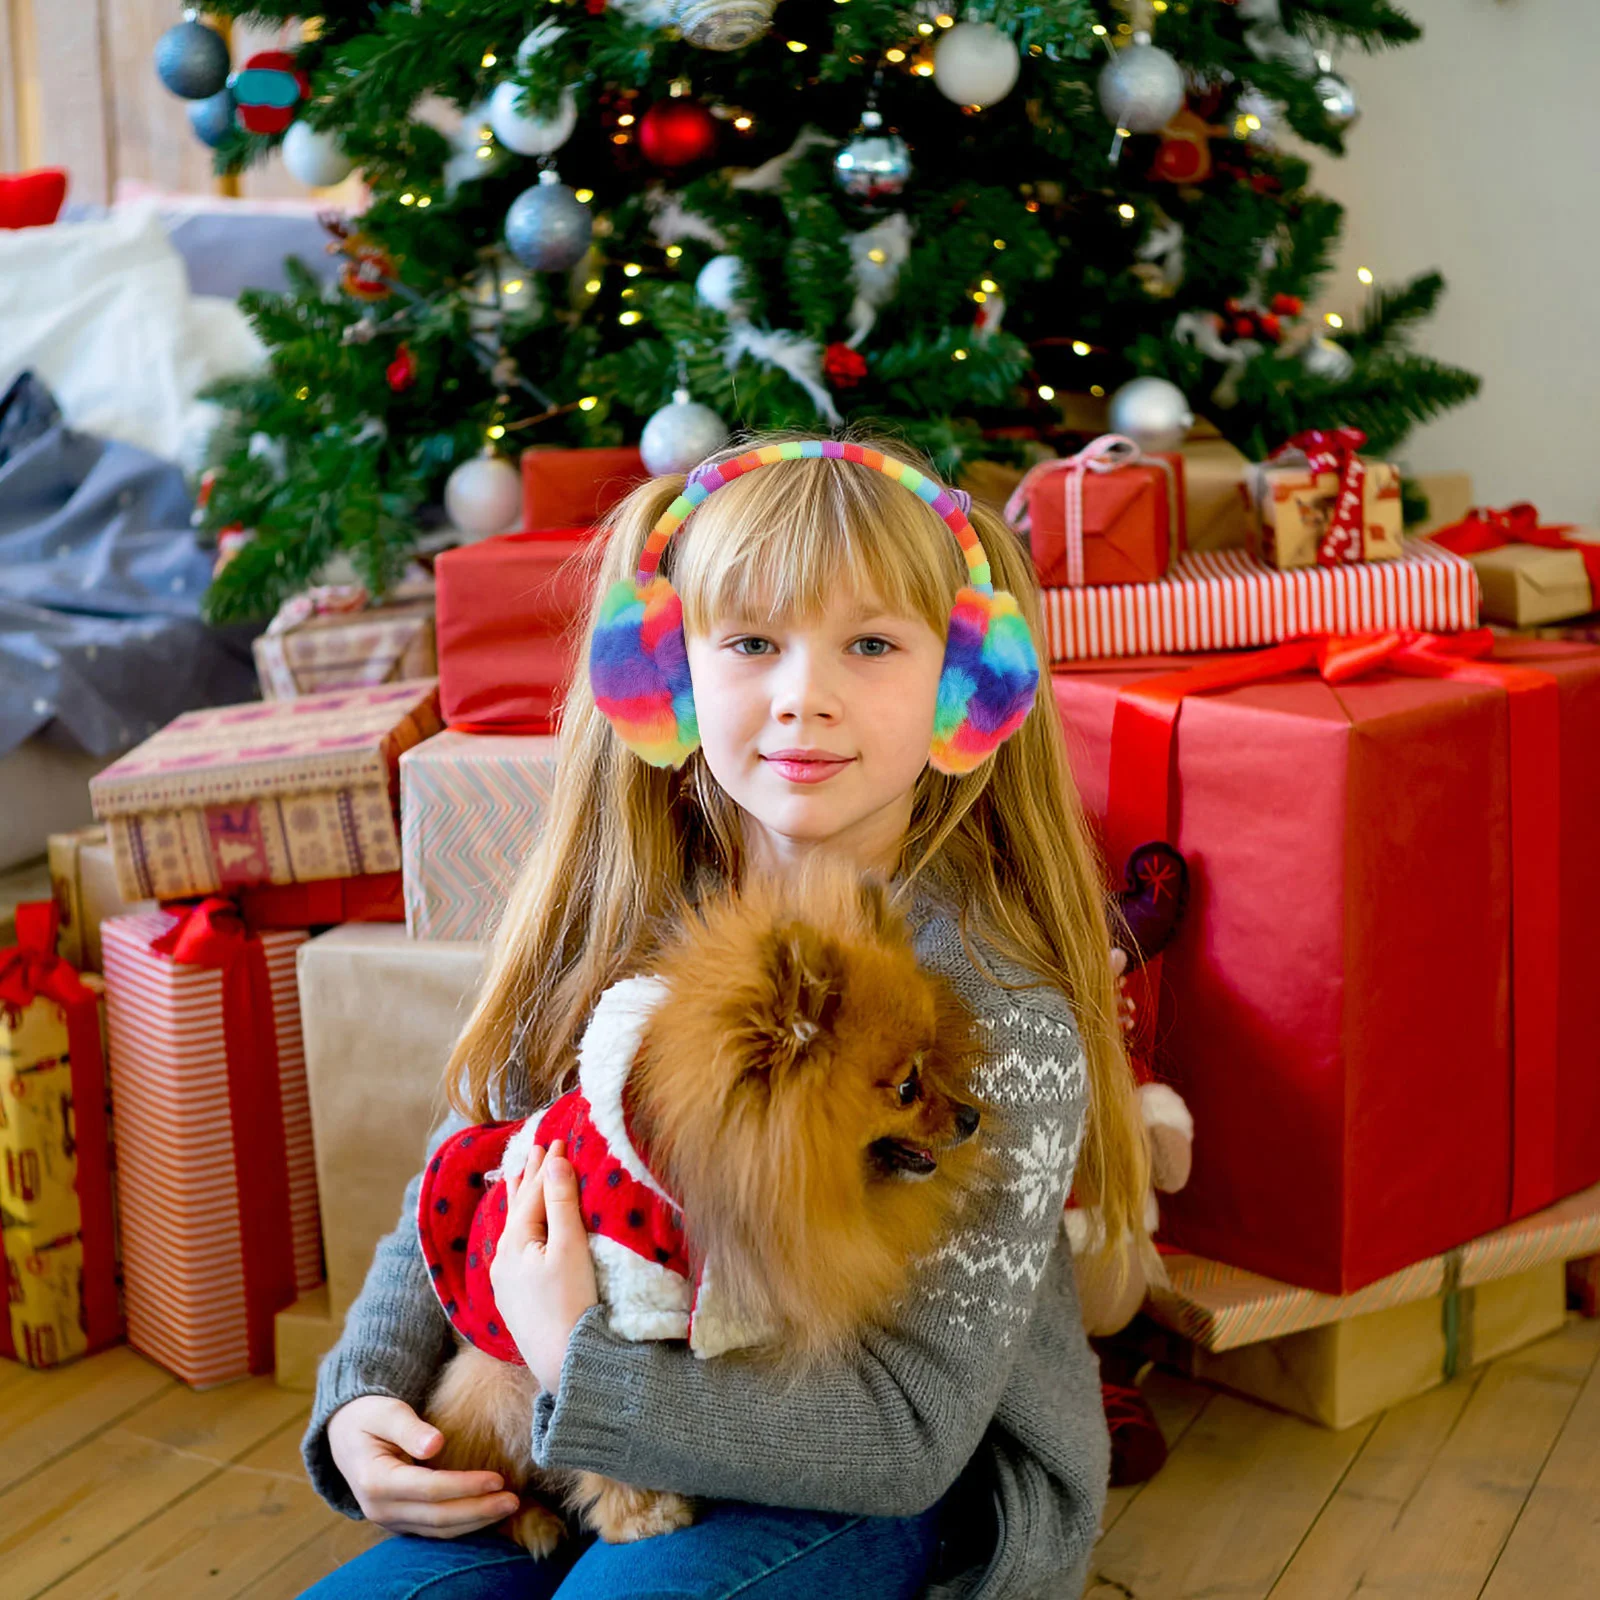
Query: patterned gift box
[
  {"left": 88, "top": 682, "right": 442, "bottom": 902},
  {"left": 1, "top": 904, "right": 120, "bottom": 1369},
  {"left": 1039, "top": 537, "right": 1479, "bottom": 662},
  {"left": 253, "top": 582, "right": 437, "bottom": 700},
  {"left": 48, "top": 825, "right": 152, "bottom": 973},
  {"left": 400, "top": 730, "right": 560, "bottom": 941},
  {"left": 1149, "top": 1180, "right": 1600, "bottom": 1353},
  {"left": 101, "top": 904, "right": 321, "bottom": 1386}
]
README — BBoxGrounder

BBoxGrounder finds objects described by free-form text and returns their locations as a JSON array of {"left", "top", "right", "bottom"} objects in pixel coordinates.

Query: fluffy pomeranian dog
[{"left": 417, "top": 859, "right": 989, "bottom": 1555}]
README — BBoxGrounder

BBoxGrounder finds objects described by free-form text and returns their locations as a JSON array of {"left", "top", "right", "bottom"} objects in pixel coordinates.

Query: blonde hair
[{"left": 446, "top": 427, "right": 1150, "bottom": 1260}]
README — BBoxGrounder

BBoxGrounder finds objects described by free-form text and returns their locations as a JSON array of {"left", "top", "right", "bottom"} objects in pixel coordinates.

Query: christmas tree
[{"left": 168, "top": 0, "right": 1478, "bottom": 623}]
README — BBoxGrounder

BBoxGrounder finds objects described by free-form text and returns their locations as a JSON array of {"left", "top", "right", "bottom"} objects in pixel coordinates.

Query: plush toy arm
[{"left": 1140, "top": 1081, "right": 1194, "bottom": 1194}]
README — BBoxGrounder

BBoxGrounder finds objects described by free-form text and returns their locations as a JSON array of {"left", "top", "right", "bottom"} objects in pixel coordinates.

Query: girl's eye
[
  {"left": 729, "top": 637, "right": 774, "bottom": 657},
  {"left": 728, "top": 636, "right": 896, "bottom": 658},
  {"left": 853, "top": 637, "right": 895, "bottom": 657},
  {"left": 897, "top": 1072, "right": 919, "bottom": 1106}
]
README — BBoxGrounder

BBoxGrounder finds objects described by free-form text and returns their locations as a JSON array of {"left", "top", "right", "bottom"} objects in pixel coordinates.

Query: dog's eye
[{"left": 897, "top": 1071, "right": 919, "bottom": 1106}]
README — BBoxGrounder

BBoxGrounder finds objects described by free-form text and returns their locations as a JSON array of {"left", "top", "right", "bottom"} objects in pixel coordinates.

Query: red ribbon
[
  {"left": 1104, "top": 628, "right": 1562, "bottom": 1221},
  {"left": 150, "top": 898, "right": 296, "bottom": 1375},
  {"left": 1268, "top": 427, "right": 1370, "bottom": 566},
  {"left": 0, "top": 902, "right": 120, "bottom": 1364},
  {"left": 1431, "top": 503, "right": 1600, "bottom": 599}
]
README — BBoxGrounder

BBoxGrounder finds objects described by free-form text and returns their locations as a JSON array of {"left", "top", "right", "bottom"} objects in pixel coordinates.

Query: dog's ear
[{"left": 747, "top": 923, "right": 847, "bottom": 1082}]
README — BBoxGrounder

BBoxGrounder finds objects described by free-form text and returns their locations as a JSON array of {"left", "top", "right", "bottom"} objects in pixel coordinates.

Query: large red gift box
[
  {"left": 435, "top": 532, "right": 597, "bottom": 734},
  {"left": 1004, "top": 436, "right": 1184, "bottom": 589},
  {"left": 521, "top": 446, "right": 646, "bottom": 531},
  {"left": 1053, "top": 634, "right": 1600, "bottom": 1294}
]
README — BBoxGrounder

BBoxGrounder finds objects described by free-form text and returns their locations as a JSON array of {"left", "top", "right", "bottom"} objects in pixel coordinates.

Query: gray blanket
[{"left": 0, "top": 371, "right": 259, "bottom": 761}]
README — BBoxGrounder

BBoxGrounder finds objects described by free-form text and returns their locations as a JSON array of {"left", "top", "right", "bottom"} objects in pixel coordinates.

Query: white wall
[{"left": 1304, "top": 0, "right": 1600, "bottom": 523}]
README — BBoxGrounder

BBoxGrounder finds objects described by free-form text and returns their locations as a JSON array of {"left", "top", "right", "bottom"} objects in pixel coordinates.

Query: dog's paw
[
  {"left": 588, "top": 1482, "right": 696, "bottom": 1544},
  {"left": 506, "top": 1501, "right": 568, "bottom": 1559}
]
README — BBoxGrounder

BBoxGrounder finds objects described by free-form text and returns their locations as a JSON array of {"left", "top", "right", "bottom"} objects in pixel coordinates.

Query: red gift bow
[
  {"left": 150, "top": 898, "right": 297, "bottom": 1376},
  {"left": 1431, "top": 503, "right": 1600, "bottom": 599},
  {"left": 1103, "top": 627, "right": 1563, "bottom": 1222},
  {"left": 1268, "top": 427, "right": 1370, "bottom": 567},
  {"left": 1003, "top": 434, "right": 1179, "bottom": 588},
  {"left": 0, "top": 902, "right": 120, "bottom": 1364}
]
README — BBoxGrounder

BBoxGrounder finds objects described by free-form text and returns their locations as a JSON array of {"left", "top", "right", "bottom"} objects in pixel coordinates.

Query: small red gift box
[
  {"left": 1003, "top": 435, "right": 1184, "bottom": 588},
  {"left": 521, "top": 447, "right": 646, "bottom": 532},
  {"left": 1053, "top": 634, "right": 1600, "bottom": 1295},
  {"left": 237, "top": 871, "right": 404, "bottom": 927},
  {"left": 435, "top": 531, "right": 598, "bottom": 734}
]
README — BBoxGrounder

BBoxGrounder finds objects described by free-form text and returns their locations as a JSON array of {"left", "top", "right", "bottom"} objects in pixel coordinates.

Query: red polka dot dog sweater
[{"left": 418, "top": 975, "right": 770, "bottom": 1368}]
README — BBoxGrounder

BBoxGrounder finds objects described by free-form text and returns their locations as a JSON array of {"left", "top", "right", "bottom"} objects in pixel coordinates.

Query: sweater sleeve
[
  {"left": 301, "top": 1110, "right": 469, "bottom": 1516},
  {"left": 530, "top": 936, "right": 1089, "bottom": 1520}
]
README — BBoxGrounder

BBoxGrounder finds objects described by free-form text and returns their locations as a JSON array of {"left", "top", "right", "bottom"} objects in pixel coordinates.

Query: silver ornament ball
[
  {"left": 1315, "top": 72, "right": 1360, "bottom": 132},
  {"left": 932, "top": 22, "right": 1021, "bottom": 110},
  {"left": 445, "top": 456, "right": 522, "bottom": 540},
  {"left": 187, "top": 89, "right": 236, "bottom": 149},
  {"left": 672, "top": 0, "right": 775, "bottom": 51},
  {"left": 1107, "top": 377, "right": 1194, "bottom": 453},
  {"left": 1303, "top": 337, "right": 1355, "bottom": 383},
  {"left": 505, "top": 175, "right": 594, "bottom": 273},
  {"left": 833, "top": 114, "right": 913, "bottom": 201},
  {"left": 154, "top": 18, "right": 231, "bottom": 100},
  {"left": 1098, "top": 34, "right": 1186, "bottom": 135},
  {"left": 487, "top": 80, "right": 578, "bottom": 157},
  {"left": 640, "top": 392, "right": 731, "bottom": 476}
]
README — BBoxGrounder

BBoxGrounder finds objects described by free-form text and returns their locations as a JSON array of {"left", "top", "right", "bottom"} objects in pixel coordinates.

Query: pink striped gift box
[
  {"left": 400, "top": 730, "right": 560, "bottom": 942},
  {"left": 101, "top": 907, "right": 321, "bottom": 1387},
  {"left": 1039, "top": 536, "right": 1480, "bottom": 661}
]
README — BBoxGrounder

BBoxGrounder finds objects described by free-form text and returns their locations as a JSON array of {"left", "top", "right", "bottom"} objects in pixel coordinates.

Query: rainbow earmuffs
[{"left": 589, "top": 439, "right": 1040, "bottom": 775}]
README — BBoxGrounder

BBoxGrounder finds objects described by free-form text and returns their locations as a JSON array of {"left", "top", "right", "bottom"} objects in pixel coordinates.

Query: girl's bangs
[{"left": 668, "top": 457, "right": 960, "bottom": 637}]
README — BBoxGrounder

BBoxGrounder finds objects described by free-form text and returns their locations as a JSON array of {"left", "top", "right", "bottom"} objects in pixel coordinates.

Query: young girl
[{"left": 300, "top": 430, "right": 1149, "bottom": 1600}]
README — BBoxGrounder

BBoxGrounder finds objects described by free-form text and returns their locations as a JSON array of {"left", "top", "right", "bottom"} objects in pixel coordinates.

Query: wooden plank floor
[{"left": 4, "top": 1317, "right": 1598, "bottom": 1599}]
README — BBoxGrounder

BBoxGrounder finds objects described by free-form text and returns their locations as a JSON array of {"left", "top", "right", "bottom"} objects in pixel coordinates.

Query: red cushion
[{"left": 0, "top": 169, "right": 69, "bottom": 230}]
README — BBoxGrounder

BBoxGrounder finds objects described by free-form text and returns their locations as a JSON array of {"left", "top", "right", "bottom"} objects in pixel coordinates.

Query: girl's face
[{"left": 685, "top": 593, "right": 946, "bottom": 878}]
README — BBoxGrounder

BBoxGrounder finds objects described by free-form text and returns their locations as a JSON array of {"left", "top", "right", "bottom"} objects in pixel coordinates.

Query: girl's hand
[
  {"left": 326, "top": 1394, "right": 520, "bottom": 1537},
  {"left": 490, "top": 1139, "right": 600, "bottom": 1396}
]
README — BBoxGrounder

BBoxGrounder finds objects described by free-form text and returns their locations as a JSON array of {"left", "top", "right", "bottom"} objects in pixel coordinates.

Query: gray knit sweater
[{"left": 302, "top": 886, "right": 1109, "bottom": 1598}]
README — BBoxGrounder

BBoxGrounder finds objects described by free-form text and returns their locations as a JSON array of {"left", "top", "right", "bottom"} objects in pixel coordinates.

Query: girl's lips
[{"left": 764, "top": 757, "right": 853, "bottom": 785}]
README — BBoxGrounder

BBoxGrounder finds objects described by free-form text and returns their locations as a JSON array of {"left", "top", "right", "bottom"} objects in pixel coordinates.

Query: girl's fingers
[
  {"left": 501, "top": 1142, "right": 548, "bottom": 1254},
  {"left": 374, "top": 1458, "right": 508, "bottom": 1502},
  {"left": 384, "top": 1491, "right": 524, "bottom": 1535}
]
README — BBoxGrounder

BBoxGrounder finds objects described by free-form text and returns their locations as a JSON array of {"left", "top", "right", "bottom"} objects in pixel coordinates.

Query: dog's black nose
[{"left": 953, "top": 1102, "right": 980, "bottom": 1141}]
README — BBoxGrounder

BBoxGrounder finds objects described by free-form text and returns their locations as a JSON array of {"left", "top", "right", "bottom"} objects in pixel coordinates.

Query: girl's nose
[{"left": 771, "top": 645, "right": 843, "bottom": 722}]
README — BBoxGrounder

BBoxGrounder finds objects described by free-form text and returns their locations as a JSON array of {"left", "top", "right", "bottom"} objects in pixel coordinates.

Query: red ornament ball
[{"left": 638, "top": 99, "right": 718, "bottom": 168}]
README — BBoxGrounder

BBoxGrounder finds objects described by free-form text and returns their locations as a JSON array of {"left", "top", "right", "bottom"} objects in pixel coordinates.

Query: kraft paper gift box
[
  {"left": 1469, "top": 544, "right": 1595, "bottom": 626},
  {"left": 521, "top": 445, "right": 646, "bottom": 531},
  {"left": 1249, "top": 455, "right": 1404, "bottom": 569},
  {"left": 296, "top": 923, "right": 485, "bottom": 1318},
  {"left": 1, "top": 903, "right": 120, "bottom": 1369},
  {"left": 101, "top": 904, "right": 322, "bottom": 1386},
  {"left": 434, "top": 532, "right": 595, "bottom": 734},
  {"left": 88, "top": 682, "right": 442, "bottom": 902},
  {"left": 1051, "top": 636, "right": 1600, "bottom": 1295},
  {"left": 400, "top": 730, "right": 560, "bottom": 941},
  {"left": 1178, "top": 434, "right": 1254, "bottom": 554},
  {"left": 48, "top": 825, "right": 152, "bottom": 972},
  {"left": 253, "top": 581, "right": 437, "bottom": 700}
]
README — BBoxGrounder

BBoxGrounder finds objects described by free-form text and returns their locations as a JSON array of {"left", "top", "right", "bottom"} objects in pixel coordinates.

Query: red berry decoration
[
  {"left": 231, "top": 50, "right": 309, "bottom": 136},
  {"left": 638, "top": 99, "right": 718, "bottom": 168},
  {"left": 1232, "top": 315, "right": 1257, "bottom": 340},
  {"left": 1258, "top": 312, "right": 1283, "bottom": 342},
  {"left": 386, "top": 343, "right": 417, "bottom": 392},
  {"left": 1272, "top": 292, "right": 1304, "bottom": 317},
  {"left": 823, "top": 343, "right": 868, "bottom": 389}
]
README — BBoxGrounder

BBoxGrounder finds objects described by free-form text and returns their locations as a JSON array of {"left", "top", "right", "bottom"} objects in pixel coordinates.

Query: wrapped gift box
[
  {"left": 1, "top": 905, "right": 120, "bottom": 1368},
  {"left": 101, "top": 904, "right": 322, "bottom": 1385},
  {"left": 48, "top": 825, "right": 152, "bottom": 972},
  {"left": 88, "top": 682, "right": 442, "bottom": 902},
  {"left": 1182, "top": 1261, "right": 1566, "bottom": 1430},
  {"left": 400, "top": 730, "right": 560, "bottom": 941},
  {"left": 239, "top": 871, "right": 405, "bottom": 928},
  {"left": 1249, "top": 457, "right": 1403, "bottom": 569},
  {"left": 521, "top": 445, "right": 646, "bottom": 531},
  {"left": 435, "top": 532, "right": 596, "bottom": 734},
  {"left": 297, "top": 923, "right": 485, "bottom": 1316},
  {"left": 1003, "top": 438, "right": 1184, "bottom": 589},
  {"left": 1053, "top": 637, "right": 1600, "bottom": 1294},
  {"left": 1178, "top": 434, "right": 1253, "bottom": 554},
  {"left": 253, "top": 581, "right": 436, "bottom": 700},
  {"left": 1469, "top": 543, "right": 1595, "bottom": 626},
  {"left": 1039, "top": 537, "right": 1479, "bottom": 662}
]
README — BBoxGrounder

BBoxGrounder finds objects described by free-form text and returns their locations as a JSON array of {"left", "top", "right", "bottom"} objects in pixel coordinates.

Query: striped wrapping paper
[
  {"left": 1150, "top": 1179, "right": 1600, "bottom": 1352},
  {"left": 1040, "top": 537, "right": 1480, "bottom": 661},
  {"left": 400, "top": 730, "right": 560, "bottom": 941},
  {"left": 101, "top": 909, "right": 321, "bottom": 1387}
]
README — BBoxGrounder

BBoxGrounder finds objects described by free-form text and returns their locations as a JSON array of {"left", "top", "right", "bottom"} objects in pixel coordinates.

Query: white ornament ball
[
  {"left": 445, "top": 456, "right": 522, "bottom": 540},
  {"left": 695, "top": 254, "right": 748, "bottom": 315},
  {"left": 932, "top": 22, "right": 1021, "bottom": 109},
  {"left": 1098, "top": 35, "right": 1186, "bottom": 135},
  {"left": 1315, "top": 71, "right": 1360, "bottom": 133},
  {"left": 488, "top": 79, "right": 579, "bottom": 157},
  {"left": 673, "top": 0, "right": 775, "bottom": 51},
  {"left": 1303, "top": 337, "right": 1355, "bottom": 383},
  {"left": 281, "top": 122, "right": 355, "bottom": 188},
  {"left": 640, "top": 391, "right": 731, "bottom": 476},
  {"left": 1107, "top": 377, "right": 1194, "bottom": 453}
]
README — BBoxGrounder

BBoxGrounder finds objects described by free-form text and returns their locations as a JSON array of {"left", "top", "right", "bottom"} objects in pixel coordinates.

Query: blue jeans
[{"left": 299, "top": 1494, "right": 953, "bottom": 1600}]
